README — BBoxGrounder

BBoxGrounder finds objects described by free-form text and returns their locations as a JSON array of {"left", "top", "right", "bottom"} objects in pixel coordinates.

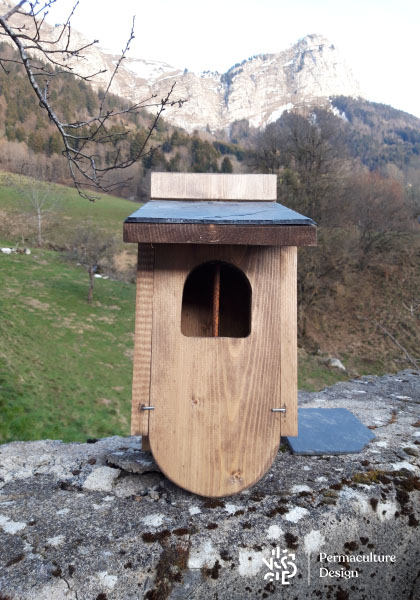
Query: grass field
[
  {"left": 0, "top": 171, "right": 138, "bottom": 250},
  {"left": 0, "top": 246, "right": 136, "bottom": 442},
  {"left": 0, "top": 174, "right": 139, "bottom": 441}
]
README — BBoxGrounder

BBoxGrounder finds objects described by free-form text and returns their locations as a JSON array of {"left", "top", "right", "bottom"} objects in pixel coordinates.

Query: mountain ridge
[
  {"left": 109, "top": 32, "right": 363, "bottom": 132},
  {"left": 0, "top": 2, "right": 362, "bottom": 131}
]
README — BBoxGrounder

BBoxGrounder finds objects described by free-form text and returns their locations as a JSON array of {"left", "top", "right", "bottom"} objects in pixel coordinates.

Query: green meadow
[
  {"left": 0, "top": 246, "right": 136, "bottom": 442},
  {"left": 0, "top": 171, "right": 138, "bottom": 247},
  {"left": 0, "top": 174, "right": 140, "bottom": 442}
]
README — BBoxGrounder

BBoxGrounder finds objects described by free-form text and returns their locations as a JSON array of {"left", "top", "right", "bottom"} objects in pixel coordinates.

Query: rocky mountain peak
[
  {"left": 296, "top": 33, "right": 333, "bottom": 49},
  {"left": 119, "top": 33, "right": 363, "bottom": 132},
  {"left": 0, "top": 2, "right": 362, "bottom": 132}
]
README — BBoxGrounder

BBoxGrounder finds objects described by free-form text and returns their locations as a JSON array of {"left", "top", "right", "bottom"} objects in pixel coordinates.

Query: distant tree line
[
  {"left": 249, "top": 107, "right": 418, "bottom": 339},
  {"left": 331, "top": 96, "right": 420, "bottom": 171}
]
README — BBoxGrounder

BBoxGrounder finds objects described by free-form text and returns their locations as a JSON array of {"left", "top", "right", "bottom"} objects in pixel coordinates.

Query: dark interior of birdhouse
[{"left": 181, "top": 261, "right": 251, "bottom": 338}]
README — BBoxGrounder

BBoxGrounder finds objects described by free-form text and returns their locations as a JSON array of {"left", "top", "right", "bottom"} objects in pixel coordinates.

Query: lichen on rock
[{"left": 0, "top": 371, "right": 419, "bottom": 599}]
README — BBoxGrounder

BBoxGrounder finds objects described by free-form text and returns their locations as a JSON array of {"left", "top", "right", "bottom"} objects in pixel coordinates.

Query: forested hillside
[
  {"left": 0, "top": 42, "right": 246, "bottom": 199},
  {"left": 331, "top": 96, "right": 420, "bottom": 173}
]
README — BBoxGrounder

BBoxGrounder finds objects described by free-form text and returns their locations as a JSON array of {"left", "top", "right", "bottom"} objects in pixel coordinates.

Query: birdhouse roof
[{"left": 123, "top": 173, "right": 316, "bottom": 246}]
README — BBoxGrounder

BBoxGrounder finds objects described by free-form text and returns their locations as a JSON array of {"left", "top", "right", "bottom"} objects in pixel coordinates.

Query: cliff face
[
  {"left": 111, "top": 34, "right": 363, "bottom": 132},
  {"left": 0, "top": 1, "right": 361, "bottom": 132}
]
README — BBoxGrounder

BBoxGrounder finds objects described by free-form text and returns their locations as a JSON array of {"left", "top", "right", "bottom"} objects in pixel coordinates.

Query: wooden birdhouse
[{"left": 123, "top": 173, "right": 316, "bottom": 497}]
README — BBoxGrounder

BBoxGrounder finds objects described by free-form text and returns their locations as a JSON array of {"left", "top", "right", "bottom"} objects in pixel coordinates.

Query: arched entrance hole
[{"left": 181, "top": 261, "right": 251, "bottom": 338}]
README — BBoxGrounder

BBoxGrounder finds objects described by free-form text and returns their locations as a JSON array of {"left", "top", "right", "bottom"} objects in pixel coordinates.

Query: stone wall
[{"left": 0, "top": 371, "right": 419, "bottom": 599}]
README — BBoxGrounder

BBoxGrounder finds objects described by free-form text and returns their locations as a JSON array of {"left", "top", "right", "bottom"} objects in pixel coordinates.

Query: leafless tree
[
  {"left": 345, "top": 171, "right": 411, "bottom": 268},
  {"left": 403, "top": 299, "right": 420, "bottom": 316},
  {"left": 358, "top": 316, "right": 420, "bottom": 375},
  {"left": 251, "top": 118, "right": 287, "bottom": 174},
  {"left": 0, "top": 1, "right": 182, "bottom": 200},
  {"left": 68, "top": 225, "right": 116, "bottom": 302},
  {"left": 251, "top": 109, "right": 348, "bottom": 224},
  {"left": 12, "top": 174, "right": 61, "bottom": 246}
]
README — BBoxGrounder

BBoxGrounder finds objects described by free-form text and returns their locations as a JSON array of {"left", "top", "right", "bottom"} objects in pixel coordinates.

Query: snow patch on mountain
[{"left": 123, "top": 58, "right": 178, "bottom": 82}]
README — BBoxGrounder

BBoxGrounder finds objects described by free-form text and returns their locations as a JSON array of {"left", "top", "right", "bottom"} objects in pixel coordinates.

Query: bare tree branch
[
  {"left": 403, "top": 300, "right": 420, "bottom": 316},
  {"left": 2, "top": 0, "right": 28, "bottom": 21},
  {"left": 358, "top": 316, "right": 420, "bottom": 375},
  {"left": 98, "top": 15, "right": 134, "bottom": 117},
  {"left": 0, "top": 1, "right": 184, "bottom": 200}
]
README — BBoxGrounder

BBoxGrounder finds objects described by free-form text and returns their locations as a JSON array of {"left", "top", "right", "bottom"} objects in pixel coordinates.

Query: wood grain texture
[
  {"left": 123, "top": 222, "right": 317, "bottom": 246},
  {"left": 212, "top": 263, "right": 221, "bottom": 337},
  {"left": 148, "top": 244, "right": 287, "bottom": 497},
  {"left": 130, "top": 244, "right": 154, "bottom": 436},
  {"left": 151, "top": 172, "right": 277, "bottom": 201},
  {"left": 279, "top": 247, "right": 298, "bottom": 436}
]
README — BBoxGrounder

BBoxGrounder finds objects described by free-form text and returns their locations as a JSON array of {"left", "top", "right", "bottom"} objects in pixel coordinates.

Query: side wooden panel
[
  {"left": 130, "top": 244, "right": 154, "bottom": 436},
  {"left": 280, "top": 247, "right": 298, "bottom": 436},
  {"left": 151, "top": 172, "right": 277, "bottom": 201},
  {"left": 149, "top": 245, "right": 284, "bottom": 497}
]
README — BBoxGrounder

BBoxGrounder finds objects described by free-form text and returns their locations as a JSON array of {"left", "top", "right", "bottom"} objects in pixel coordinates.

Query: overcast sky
[{"left": 45, "top": 0, "right": 420, "bottom": 118}]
